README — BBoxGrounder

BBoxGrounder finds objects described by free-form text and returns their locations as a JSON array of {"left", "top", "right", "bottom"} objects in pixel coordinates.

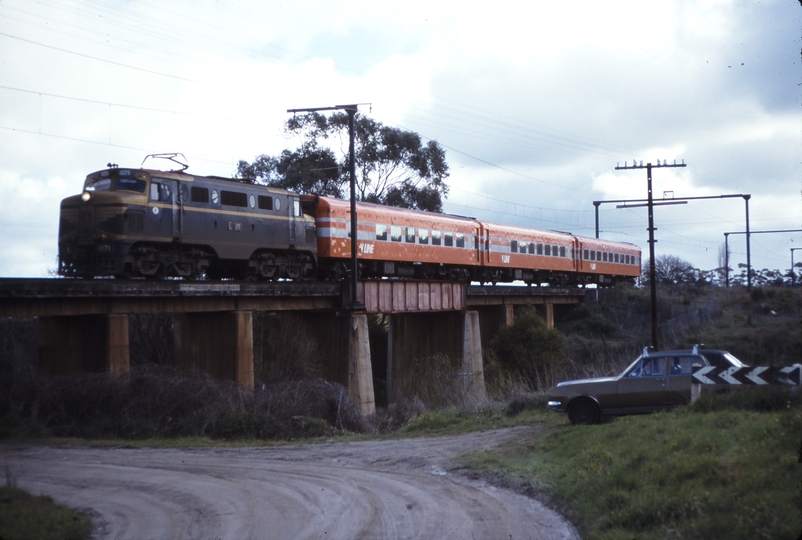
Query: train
[{"left": 58, "top": 162, "right": 641, "bottom": 286}]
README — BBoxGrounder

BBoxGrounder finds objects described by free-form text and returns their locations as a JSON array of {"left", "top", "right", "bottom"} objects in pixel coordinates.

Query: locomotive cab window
[
  {"left": 85, "top": 178, "right": 111, "bottom": 191},
  {"left": 117, "top": 177, "right": 146, "bottom": 193},
  {"left": 150, "top": 182, "right": 171, "bottom": 202},
  {"left": 293, "top": 199, "right": 301, "bottom": 217}
]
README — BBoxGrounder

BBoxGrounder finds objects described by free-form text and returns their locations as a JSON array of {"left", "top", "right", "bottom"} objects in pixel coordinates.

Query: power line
[{"left": 0, "top": 32, "right": 197, "bottom": 82}]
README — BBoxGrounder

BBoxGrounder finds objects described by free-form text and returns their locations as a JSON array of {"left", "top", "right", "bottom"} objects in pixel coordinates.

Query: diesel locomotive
[{"left": 58, "top": 162, "right": 641, "bottom": 285}]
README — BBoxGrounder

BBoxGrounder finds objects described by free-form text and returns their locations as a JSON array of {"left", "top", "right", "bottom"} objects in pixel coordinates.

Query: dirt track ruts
[{"left": 1, "top": 426, "right": 579, "bottom": 540}]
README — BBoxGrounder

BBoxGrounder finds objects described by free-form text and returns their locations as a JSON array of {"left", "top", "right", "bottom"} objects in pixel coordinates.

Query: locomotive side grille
[{"left": 126, "top": 211, "right": 144, "bottom": 232}]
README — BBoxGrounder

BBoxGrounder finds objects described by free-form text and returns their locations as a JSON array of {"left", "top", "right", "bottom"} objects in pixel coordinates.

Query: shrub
[{"left": 488, "top": 307, "right": 565, "bottom": 391}]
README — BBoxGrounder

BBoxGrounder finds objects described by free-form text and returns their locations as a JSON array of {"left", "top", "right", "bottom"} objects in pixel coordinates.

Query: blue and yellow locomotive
[{"left": 58, "top": 157, "right": 317, "bottom": 279}]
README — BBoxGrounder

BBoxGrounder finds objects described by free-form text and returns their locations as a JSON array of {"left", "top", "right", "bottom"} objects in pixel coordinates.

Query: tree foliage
[
  {"left": 642, "top": 254, "right": 700, "bottom": 285},
  {"left": 236, "top": 112, "right": 450, "bottom": 212}
]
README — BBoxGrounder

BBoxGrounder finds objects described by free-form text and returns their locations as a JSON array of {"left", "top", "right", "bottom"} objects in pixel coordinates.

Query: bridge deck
[{"left": 0, "top": 278, "right": 586, "bottom": 317}]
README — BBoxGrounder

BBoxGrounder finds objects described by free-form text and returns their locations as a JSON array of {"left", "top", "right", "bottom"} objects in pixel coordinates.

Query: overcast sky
[{"left": 1, "top": 0, "right": 800, "bottom": 278}]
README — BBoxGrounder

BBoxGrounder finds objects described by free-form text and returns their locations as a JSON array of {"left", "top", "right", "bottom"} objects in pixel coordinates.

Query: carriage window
[
  {"left": 560, "top": 246, "right": 566, "bottom": 257},
  {"left": 590, "top": 250, "right": 596, "bottom": 261},
  {"left": 596, "top": 251, "right": 601, "bottom": 261},
  {"left": 221, "top": 190, "right": 247, "bottom": 207},
  {"left": 391, "top": 226, "right": 402, "bottom": 242},
  {"left": 191, "top": 187, "right": 209, "bottom": 203},
  {"left": 258, "top": 195, "right": 273, "bottom": 210},
  {"left": 528, "top": 243, "right": 535, "bottom": 254},
  {"left": 615, "top": 253, "right": 619, "bottom": 263},
  {"left": 405, "top": 227, "right": 416, "bottom": 243},
  {"left": 432, "top": 231, "right": 442, "bottom": 246},
  {"left": 545, "top": 244, "right": 551, "bottom": 256},
  {"left": 419, "top": 229, "right": 429, "bottom": 244},
  {"left": 537, "top": 243, "right": 543, "bottom": 255},
  {"left": 625, "top": 254, "right": 630, "bottom": 264},
  {"left": 603, "top": 252, "right": 608, "bottom": 262},
  {"left": 117, "top": 177, "right": 147, "bottom": 193},
  {"left": 510, "top": 240, "right": 518, "bottom": 253},
  {"left": 520, "top": 242, "right": 527, "bottom": 254},
  {"left": 376, "top": 224, "right": 388, "bottom": 241},
  {"left": 456, "top": 233, "right": 465, "bottom": 248},
  {"left": 444, "top": 233, "right": 453, "bottom": 247},
  {"left": 584, "top": 249, "right": 589, "bottom": 260}
]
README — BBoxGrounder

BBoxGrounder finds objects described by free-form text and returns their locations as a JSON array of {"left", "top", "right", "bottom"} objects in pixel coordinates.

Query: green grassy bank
[{"left": 460, "top": 402, "right": 802, "bottom": 539}]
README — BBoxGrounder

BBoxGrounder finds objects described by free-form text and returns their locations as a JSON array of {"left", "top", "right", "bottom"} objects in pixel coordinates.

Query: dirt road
[{"left": 1, "top": 426, "right": 579, "bottom": 539}]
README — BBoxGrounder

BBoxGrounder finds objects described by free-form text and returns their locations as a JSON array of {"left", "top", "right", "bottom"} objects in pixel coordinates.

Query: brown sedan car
[{"left": 547, "top": 347, "right": 746, "bottom": 425}]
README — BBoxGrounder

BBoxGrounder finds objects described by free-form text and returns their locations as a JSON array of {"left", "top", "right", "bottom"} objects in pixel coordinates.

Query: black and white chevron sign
[{"left": 692, "top": 365, "right": 802, "bottom": 386}]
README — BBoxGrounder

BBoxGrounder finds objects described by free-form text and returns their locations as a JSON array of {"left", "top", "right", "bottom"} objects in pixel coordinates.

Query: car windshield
[{"left": 620, "top": 356, "right": 647, "bottom": 378}]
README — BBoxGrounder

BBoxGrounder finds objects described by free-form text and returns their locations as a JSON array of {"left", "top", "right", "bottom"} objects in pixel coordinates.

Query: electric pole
[
  {"left": 615, "top": 159, "right": 687, "bottom": 350},
  {"left": 287, "top": 104, "right": 368, "bottom": 310}
]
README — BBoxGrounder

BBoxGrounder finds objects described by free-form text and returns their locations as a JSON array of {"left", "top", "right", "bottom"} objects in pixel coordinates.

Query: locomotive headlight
[{"left": 81, "top": 191, "right": 91, "bottom": 202}]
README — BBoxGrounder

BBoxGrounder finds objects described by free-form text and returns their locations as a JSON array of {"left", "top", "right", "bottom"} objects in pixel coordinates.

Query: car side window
[
  {"left": 630, "top": 357, "right": 665, "bottom": 378},
  {"left": 670, "top": 356, "right": 697, "bottom": 376}
]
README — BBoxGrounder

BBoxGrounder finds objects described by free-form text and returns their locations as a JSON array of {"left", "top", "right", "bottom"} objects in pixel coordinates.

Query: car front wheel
[{"left": 568, "top": 398, "right": 600, "bottom": 425}]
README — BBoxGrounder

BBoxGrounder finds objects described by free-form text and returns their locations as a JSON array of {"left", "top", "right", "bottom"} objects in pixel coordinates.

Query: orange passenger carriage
[
  {"left": 302, "top": 194, "right": 641, "bottom": 286},
  {"left": 302, "top": 195, "right": 481, "bottom": 280}
]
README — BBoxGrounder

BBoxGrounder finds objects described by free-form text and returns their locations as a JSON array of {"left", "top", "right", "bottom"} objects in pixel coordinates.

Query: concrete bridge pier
[
  {"left": 39, "top": 314, "right": 130, "bottom": 377},
  {"left": 387, "top": 310, "right": 486, "bottom": 405},
  {"left": 299, "top": 312, "right": 375, "bottom": 416},
  {"left": 174, "top": 311, "right": 254, "bottom": 388}
]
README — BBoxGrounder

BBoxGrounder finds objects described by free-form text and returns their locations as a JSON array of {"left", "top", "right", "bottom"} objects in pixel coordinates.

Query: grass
[
  {"left": 397, "top": 400, "right": 562, "bottom": 437},
  {"left": 458, "top": 397, "right": 802, "bottom": 540},
  {"left": 0, "top": 485, "right": 92, "bottom": 540}
]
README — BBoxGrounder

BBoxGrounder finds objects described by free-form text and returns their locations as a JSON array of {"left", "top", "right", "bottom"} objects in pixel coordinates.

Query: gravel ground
[{"left": 1, "top": 426, "right": 579, "bottom": 540}]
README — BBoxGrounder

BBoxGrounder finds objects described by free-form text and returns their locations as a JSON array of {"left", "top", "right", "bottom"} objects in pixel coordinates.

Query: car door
[
  {"left": 616, "top": 356, "right": 670, "bottom": 411},
  {"left": 664, "top": 355, "right": 705, "bottom": 407}
]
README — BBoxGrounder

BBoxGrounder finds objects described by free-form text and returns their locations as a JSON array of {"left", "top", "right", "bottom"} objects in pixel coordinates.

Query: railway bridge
[{"left": 0, "top": 279, "right": 587, "bottom": 415}]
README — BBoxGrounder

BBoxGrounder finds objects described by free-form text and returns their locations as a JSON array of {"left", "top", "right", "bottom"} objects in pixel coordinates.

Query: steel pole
[
  {"left": 647, "top": 163, "right": 658, "bottom": 350},
  {"left": 744, "top": 195, "right": 752, "bottom": 289},
  {"left": 724, "top": 233, "right": 730, "bottom": 287},
  {"left": 347, "top": 108, "right": 359, "bottom": 307}
]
